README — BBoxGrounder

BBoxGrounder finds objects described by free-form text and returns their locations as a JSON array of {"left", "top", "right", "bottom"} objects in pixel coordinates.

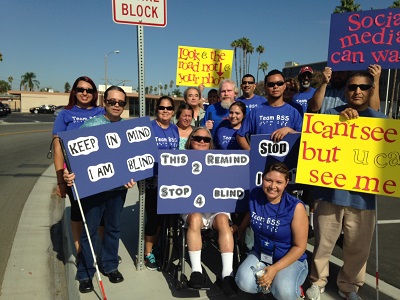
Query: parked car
[
  {"left": 3, "top": 103, "right": 11, "bottom": 115},
  {"left": 53, "top": 105, "right": 65, "bottom": 119},
  {"left": 29, "top": 104, "right": 56, "bottom": 114},
  {"left": 0, "top": 102, "right": 7, "bottom": 117}
]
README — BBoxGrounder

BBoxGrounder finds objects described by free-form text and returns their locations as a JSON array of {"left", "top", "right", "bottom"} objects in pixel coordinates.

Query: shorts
[{"left": 181, "top": 212, "right": 231, "bottom": 229}]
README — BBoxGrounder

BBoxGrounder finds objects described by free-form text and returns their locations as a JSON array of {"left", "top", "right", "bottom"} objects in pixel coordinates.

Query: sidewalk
[{"left": 1, "top": 165, "right": 399, "bottom": 300}]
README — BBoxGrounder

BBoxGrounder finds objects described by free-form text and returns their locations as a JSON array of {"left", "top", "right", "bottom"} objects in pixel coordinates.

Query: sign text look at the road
[{"left": 112, "top": 0, "right": 167, "bottom": 27}]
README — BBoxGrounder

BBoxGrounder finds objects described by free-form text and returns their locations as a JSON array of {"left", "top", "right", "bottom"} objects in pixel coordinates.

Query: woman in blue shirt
[
  {"left": 235, "top": 162, "right": 308, "bottom": 299},
  {"left": 214, "top": 101, "right": 246, "bottom": 150}
]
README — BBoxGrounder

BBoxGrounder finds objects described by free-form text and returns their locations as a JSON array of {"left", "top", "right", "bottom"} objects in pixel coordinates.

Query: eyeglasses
[
  {"left": 191, "top": 135, "right": 211, "bottom": 143},
  {"left": 347, "top": 84, "right": 372, "bottom": 91},
  {"left": 76, "top": 87, "right": 95, "bottom": 94},
  {"left": 242, "top": 81, "right": 255, "bottom": 85},
  {"left": 266, "top": 81, "right": 285, "bottom": 88},
  {"left": 105, "top": 99, "right": 127, "bottom": 107},
  {"left": 158, "top": 106, "right": 174, "bottom": 111}
]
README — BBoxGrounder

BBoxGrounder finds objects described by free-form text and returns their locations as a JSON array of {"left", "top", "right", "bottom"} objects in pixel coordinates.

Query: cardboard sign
[
  {"left": 157, "top": 150, "right": 249, "bottom": 214},
  {"left": 296, "top": 113, "right": 400, "bottom": 197},
  {"left": 249, "top": 134, "right": 303, "bottom": 193},
  {"left": 176, "top": 46, "right": 233, "bottom": 88},
  {"left": 327, "top": 8, "right": 400, "bottom": 70},
  {"left": 58, "top": 117, "right": 158, "bottom": 199}
]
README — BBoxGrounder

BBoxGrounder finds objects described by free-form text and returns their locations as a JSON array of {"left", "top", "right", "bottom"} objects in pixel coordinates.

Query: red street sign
[{"left": 112, "top": 0, "right": 167, "bottom": 27}]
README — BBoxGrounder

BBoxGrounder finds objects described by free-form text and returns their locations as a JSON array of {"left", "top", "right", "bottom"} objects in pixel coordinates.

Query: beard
[{"left": 220, "top": 99, "right": 233, "bottom": 109}]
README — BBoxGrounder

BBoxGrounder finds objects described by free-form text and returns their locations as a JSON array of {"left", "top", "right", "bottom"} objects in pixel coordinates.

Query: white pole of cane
[
  {"left": 375, "top": 196, "right": 379, "bottom": 300},
  {"left": 72, "top": 182, "right": 108, "bottom": 300},
  {"left": 384, "top": 69, "right": 391, "bottom": 115}
]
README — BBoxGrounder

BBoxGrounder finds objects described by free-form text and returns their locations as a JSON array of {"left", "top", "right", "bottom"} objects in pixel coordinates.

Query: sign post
[{"left": 112, "top": 0, "right": 167, "bottom": 271}]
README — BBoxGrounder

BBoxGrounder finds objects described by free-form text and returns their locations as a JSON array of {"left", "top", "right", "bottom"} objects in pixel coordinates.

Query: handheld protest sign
[
  {"left": 327, "top": 8, "right": 400, "bottom": 71},
  {"left": 249, "top": 134, "right": 302, "bottom": 193},
  {"left": 58, "top": 116, "right": 158, "bottom": 199},
  {"left": 157, "top": 150, "right": 250, "bottom": 214}
]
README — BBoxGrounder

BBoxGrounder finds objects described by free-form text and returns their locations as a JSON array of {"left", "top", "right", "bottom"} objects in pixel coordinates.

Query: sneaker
[
  {"left": 305, "top": 284, "right": 325, "bottom": 300},
  {"left": 188, "top": 271, "right": 206, "bottom": 289},
  {"left": 338, "top": 290, "right": 363, "bottom": 300},
  {"left": 145, "top": 253, "right": 158, "bottom": 271},
  {"left": 222, "top": 276, "right": 238, "bottom": 298}
]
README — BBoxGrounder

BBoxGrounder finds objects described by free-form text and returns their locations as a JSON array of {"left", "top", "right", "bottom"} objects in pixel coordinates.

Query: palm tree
[
  {"left": 164, "top": 83, "right": 168, "bottom": 95},
  {"left": 8, "top": 76, "right": 13, "bottom": 90},
  {"left": 246, "top": 44, "right": 254, "bottom": 74},
  {"left": 149, "top": 85, "right": 153, "bottom": 94},
  {"left": 334, "top": 0, "right": 361, "bottom": 13},
  {"left": 20, "top": 72, "right": 40, "bottom": 91},
  {"left": 230, "top": 40, "right": 240, "bottom": 85},
  {"left": 239, "top": 37, "right": 252, "bottom": 80},
  {"left": 0, "top": 52, "right": 3, "bottom": 61},
  {"left": 169, "top": 80, "right": 174, "bottom": 94},
  {"left": 259, "top": 62, "right": 269, "bottom": 80},
  {"left": 256, "top": 46, "right": 265, "bottom": 83},
  {"left": 64, "top": 82, "right": 71, "bottom": 93},
  {"left": 390, "top": 0, "right": 400, "bottom": 7}
]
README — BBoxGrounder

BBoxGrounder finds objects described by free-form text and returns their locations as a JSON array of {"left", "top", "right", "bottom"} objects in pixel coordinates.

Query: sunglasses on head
[
  {"left": 191, "top": 135, "right": 211, "bottom": 143},
  {"left": 76, "top": 87, "right": 95, "bottom": 94},
  {"left": 266, "top": 81, "right": 285, "bottom": 88},
  {"left": 347, "top": 84, "right": 372, "bottom": 91},
  {"left": 242, "top": 81, "right": 255, "bottom": 85},
  {"left": 158, "top": 105, "right": 174, "bottom": 111},
  {"left": 105, "top": 99, "right": 127, "bottom": 107}
]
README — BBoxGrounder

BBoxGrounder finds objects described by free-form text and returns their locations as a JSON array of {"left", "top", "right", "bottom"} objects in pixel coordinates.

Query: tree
[
  {"left": 246, "top": 44, "right": 254, "bottom": 74},
  {"left": 145, "top": 86, "right": 149, "bottom": 94},
  {"left": 390, "top": 0, "right": 400, "bottom": 8},
  {"left": 169, "top": 80, "right": 174, "bottom": 94},
  {"left": 172, "top": 88, "right": 182, "bottom": 97},
  {"left": 20, "top": 72, "right": 40, "bottom": 91},
  {"left": 256, "top": 45, "right": 265, "bottom": 83},
  {"left": 154, "top": 87, "right": 158, "bottom": 94},
  {"left": 0, "top": 80, "right": 10, "bottom": 93},
  {"left": 8, "top": 76, "right": 13, "bottom": 90},
  {"left": 149, "top": 85, "right": 153, "bottom": 94},
  {"left": 0, "top": 52, "right": 3, "bottom": 61},
  {"left": 164, "top": 83, "right": 168, "bottom": 95},
  {"left": 334, "top": 0, "right": 361, "bottom": 13},
  {"left": 230, "top": 40, "right": 240, "bottom": 86},
  {"left": 258, "top": 62, "right": 269, "bottom": 80},
  {"left": 64, "top": 82, "right": 71, "bottom": 93}
]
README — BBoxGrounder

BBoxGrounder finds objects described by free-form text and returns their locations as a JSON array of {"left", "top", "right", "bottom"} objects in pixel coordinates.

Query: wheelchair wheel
[{"left": 160, "top": 214, "right": 178, "bottom": 271}]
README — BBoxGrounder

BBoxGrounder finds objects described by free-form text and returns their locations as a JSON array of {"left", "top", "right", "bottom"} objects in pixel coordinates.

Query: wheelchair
[{"left": 158, "top": 213, "right": 243, "bottom": 291}]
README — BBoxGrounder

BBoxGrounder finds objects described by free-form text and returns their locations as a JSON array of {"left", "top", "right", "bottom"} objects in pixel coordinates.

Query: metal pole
[
  {"left": 105, "top": 50, "right": 120, "bottom": 90},
  {"left": 384, "top": 69, "right": 391, "bottom": 115},
  {"left": 136, "top": 25, "right": 146, "bottom": 271}
]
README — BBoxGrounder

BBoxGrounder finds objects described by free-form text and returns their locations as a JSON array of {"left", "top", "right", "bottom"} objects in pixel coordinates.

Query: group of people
[{"left": 53, "top": 62, "right": 385, "bottom": 300}]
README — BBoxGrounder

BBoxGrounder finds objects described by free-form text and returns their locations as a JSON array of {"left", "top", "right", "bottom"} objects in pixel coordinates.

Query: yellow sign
[
  {"left": 296, "top": 113, "right": 400, "bottom": 197},
  {"left": 176, "top": 45, "right": 233, "bottom": 88}
]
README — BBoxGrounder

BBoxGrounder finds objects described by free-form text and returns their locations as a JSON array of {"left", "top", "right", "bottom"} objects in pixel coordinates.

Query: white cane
[
  {"left": 375, "top": 196, "right": 379, "bottom": 300},
  {"left": 60, "top": 139, "right": 108, "bottom": 300}
]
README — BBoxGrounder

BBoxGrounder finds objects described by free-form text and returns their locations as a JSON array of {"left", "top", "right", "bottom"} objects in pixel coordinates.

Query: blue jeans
[
  {"left": 235, "top": 250, "right": 308, "bottom": 300},
  {"left": 77, "top": 189, "right": 127, "bottom": 281}
]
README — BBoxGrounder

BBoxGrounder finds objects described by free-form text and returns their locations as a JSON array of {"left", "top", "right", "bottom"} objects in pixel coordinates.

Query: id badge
[{"left": 261, "top": 252, "right": 273, "bottom": 264}]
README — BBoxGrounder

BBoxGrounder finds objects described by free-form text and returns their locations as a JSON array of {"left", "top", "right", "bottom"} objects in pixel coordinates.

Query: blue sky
[{"left": 0, "top": 0, "right": 396, "bottom": 92}]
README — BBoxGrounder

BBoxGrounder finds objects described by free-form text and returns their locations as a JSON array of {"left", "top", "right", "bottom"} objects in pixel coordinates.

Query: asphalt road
[{"left": 0, "top": 113, "right": 54, "bottom": 287}]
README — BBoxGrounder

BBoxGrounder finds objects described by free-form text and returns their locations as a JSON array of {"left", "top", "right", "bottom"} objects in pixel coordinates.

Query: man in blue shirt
[
  {"left": 306, "top": 71, "right": 387, "bottom": 300},
  {"left": 236, "top": 70, "right": 303, "bottom": 150},
  {"left": 236, "top": 73, "right": 267, "bottom": 113},
  {"left": 293, "top": 66, "right": 316, "bottom": 114}
]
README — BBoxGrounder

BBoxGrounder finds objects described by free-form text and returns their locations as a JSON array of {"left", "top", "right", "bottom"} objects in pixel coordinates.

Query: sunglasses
[
  {"left": 191, "top": 135, "right": 211, "bottom": 143},
  {"left": 242, "top": 81, "right": 255, "bottom": 85},
  {"left": 158, "top": 105, "right": 174, "bottom": 111},
  {"left": 266, "top": 81, "right": 285, "bottom": 88},
  {"left": 347, "top": 84, "right": 372, "bottom": 91},
  {"left": 76, "top": 87, "right": 95, "bottom": 94},
  {"left": 105, "top": 99, "right": 127, "bottom": 107}
]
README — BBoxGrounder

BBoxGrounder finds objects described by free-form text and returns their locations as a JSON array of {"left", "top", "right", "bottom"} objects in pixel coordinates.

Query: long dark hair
[{"left": 65, "top": 76, "right": 99, "bottom": 110}]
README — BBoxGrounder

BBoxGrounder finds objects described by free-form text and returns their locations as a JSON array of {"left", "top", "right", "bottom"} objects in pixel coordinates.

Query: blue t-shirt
[
  {"left": 293, "top": 87, "right": 316, "bottom": 114},
  {"left": 202, "top": 102, "right": 230, "bottom": 135},
  {"left": 151, "top": 119, "right": 179, "bottom": 150},
  {"left": 287, "top": 101, "right": 304, "bottom": 117},
  {"left": 314, "top": 105, "right": 387, "bottom": 210},
  {"left": 236, "top": 94, "right": 267, "bottom": 113},
  {"left": 237, "top": 102, "right": 303, "bottom": 137},
  {"left": 214, "top": 120, "right": 241, "bottom": 150},
  {"left": 250, "top": 189, "right": 307, "bottom": 262},
  {"left": 52, "top": 106, "right": 105, "bottom": 134}
]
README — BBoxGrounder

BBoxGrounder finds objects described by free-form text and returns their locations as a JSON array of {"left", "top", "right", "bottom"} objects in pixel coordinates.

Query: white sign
[{"left": 112, "top": 0, "right": 167, "bottom": 27}]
